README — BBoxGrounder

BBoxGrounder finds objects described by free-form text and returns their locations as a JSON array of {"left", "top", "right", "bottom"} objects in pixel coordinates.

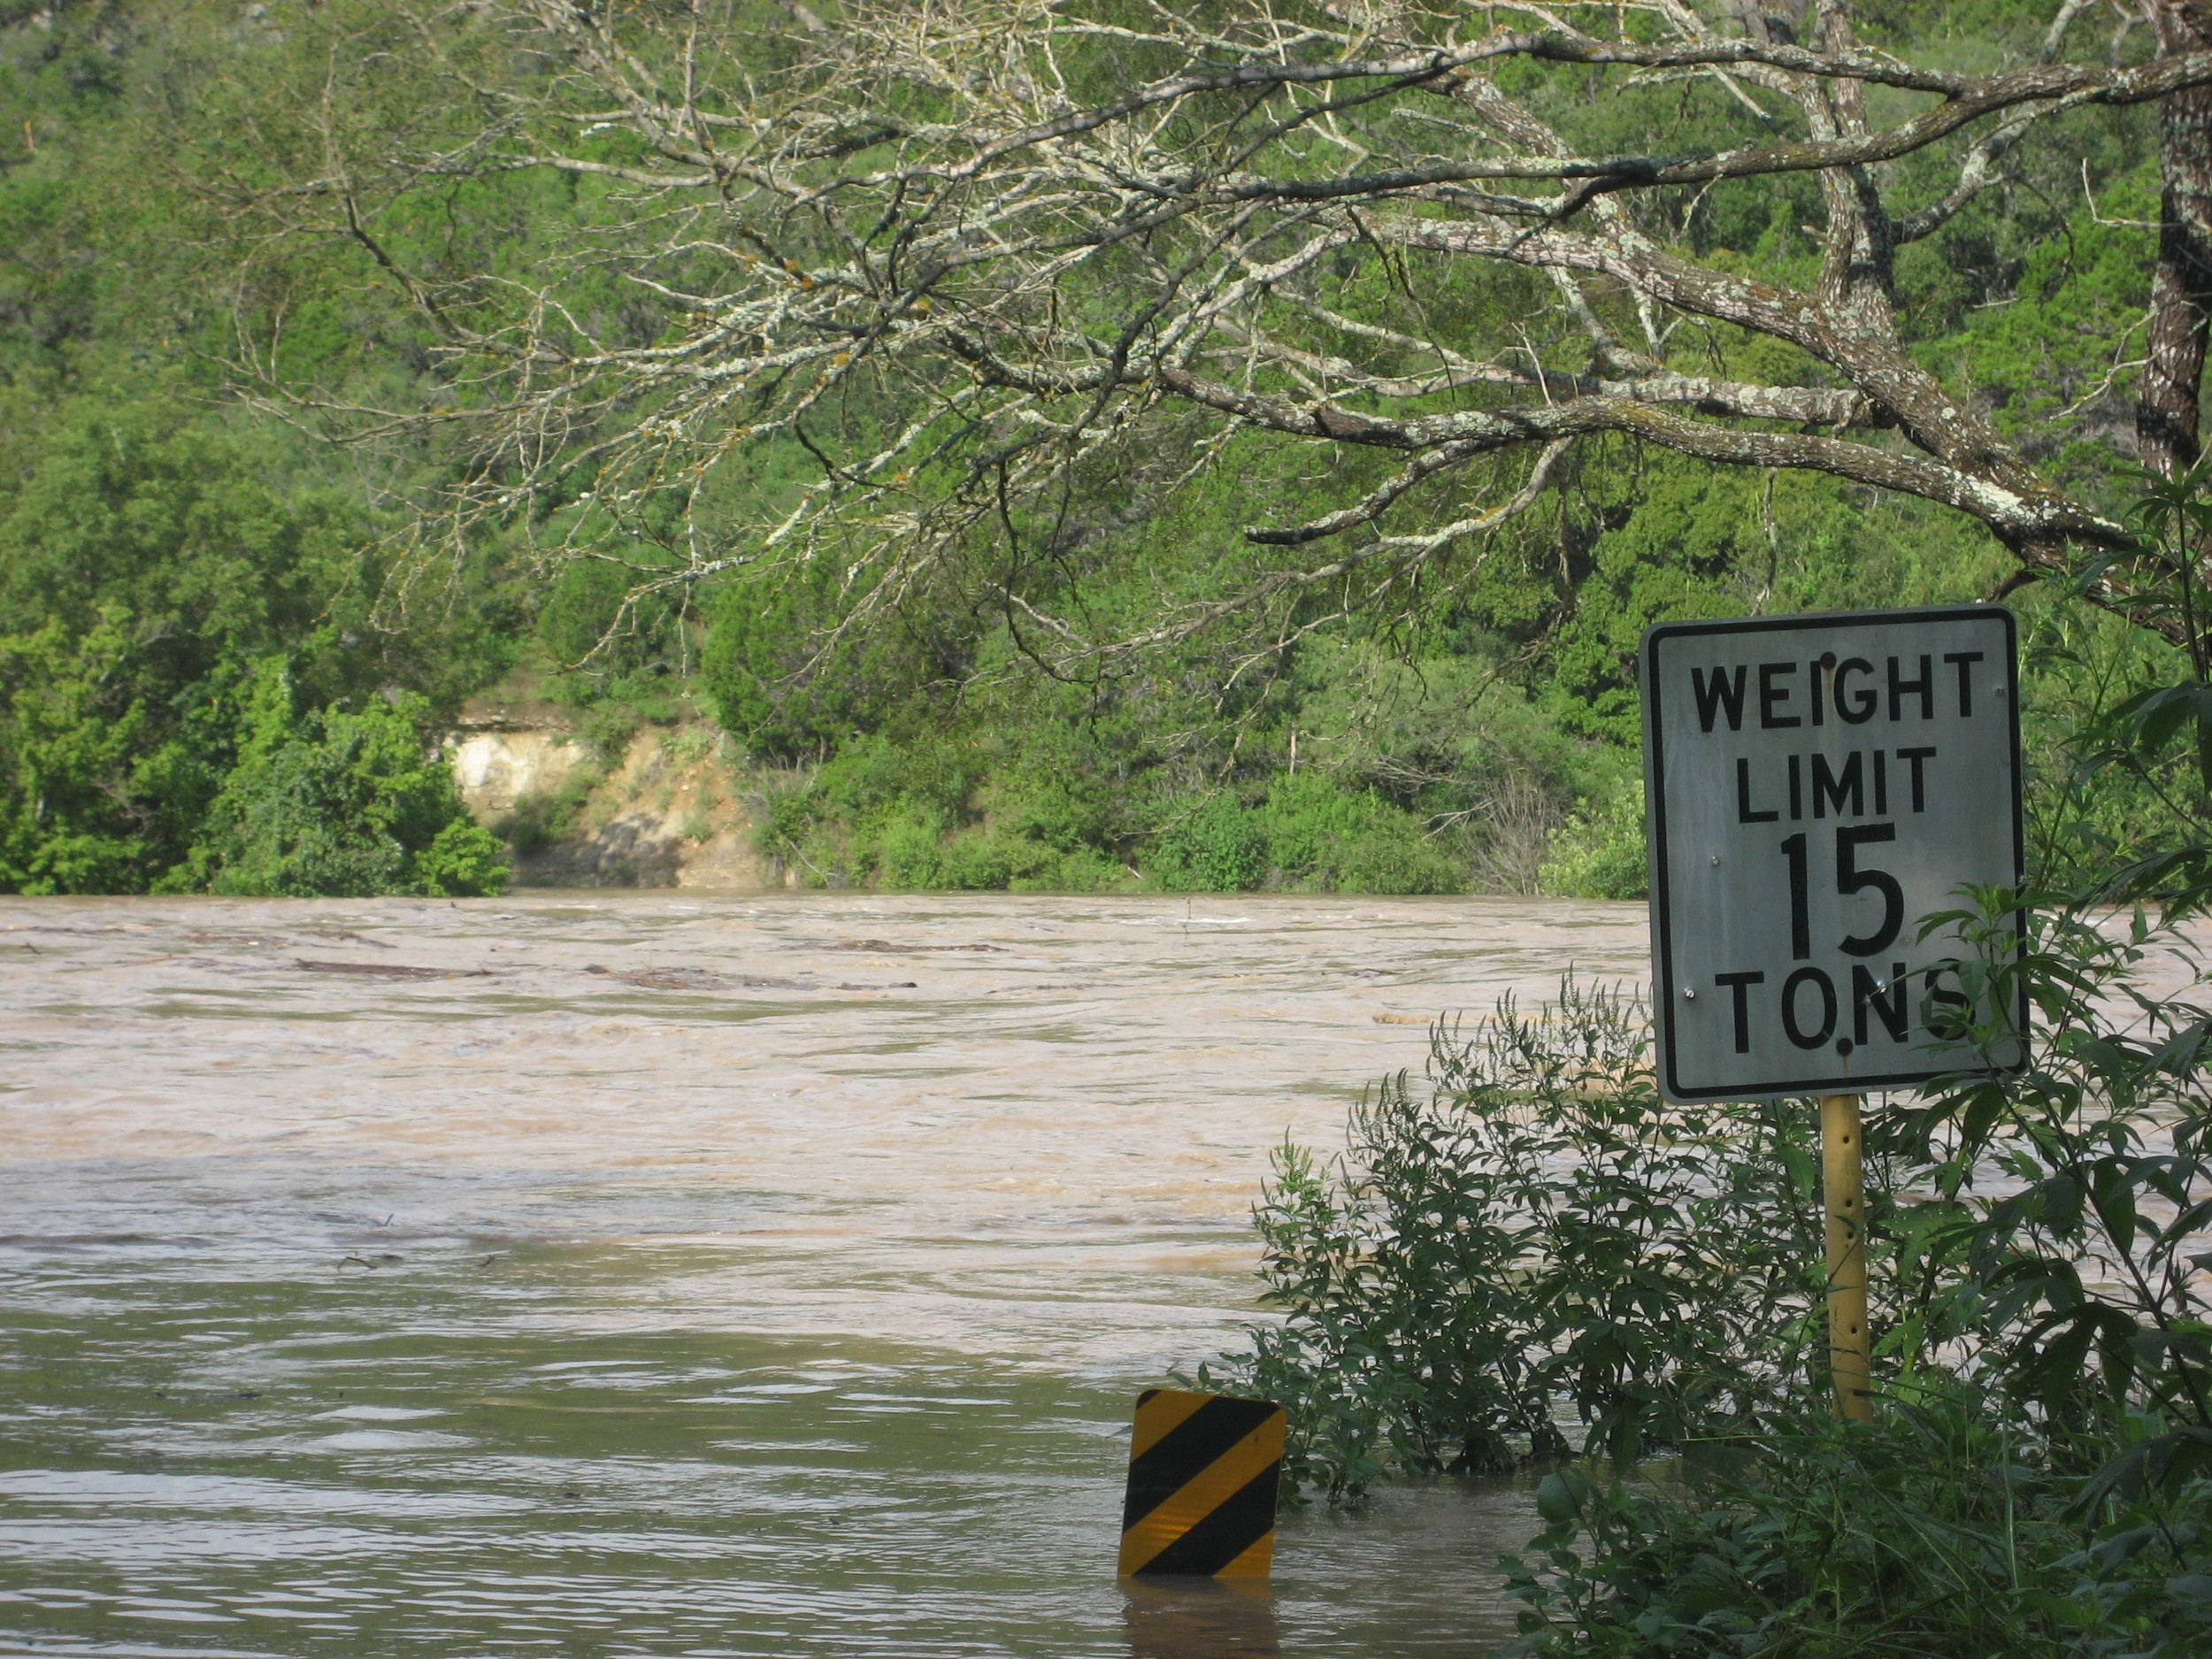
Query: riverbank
[{"left": 450, "top": 712, "right": 774, "bottom": 890}]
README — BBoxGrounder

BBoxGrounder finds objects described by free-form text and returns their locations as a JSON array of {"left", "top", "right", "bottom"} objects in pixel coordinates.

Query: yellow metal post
[{"left": 1821, "top": 1093, "right": 1872, "bottom": 1421}]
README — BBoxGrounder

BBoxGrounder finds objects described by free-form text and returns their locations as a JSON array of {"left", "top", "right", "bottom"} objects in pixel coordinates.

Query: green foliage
[
  {"left": 536, "top": 557, "right": 677, "bottom": 680},
  {"left": 0, "top": 396, "right": 352, "bottom": 657},
  {"left": 1263, "top": 773, "right": 1461, "bottom": 893},
  {"left": 700, "top": 561, "right": 962, "bottom": 762},
  {"left": 1211, "top": 438, "right": 2212, "bottom": 1637},
  {"left": 752, "top": 728, "right": 1130, "bottom": 892},
  {"left": 0, "top": 9, "right": 522, "bottom": 897},
  {"left": 2015, "top": 460, "right": 2212, "bottom": 895},
  {"left": 1202, "top": 979, "right": 1823, "bottom": 1502},
  {"left": 751, "top": 715, "right": 1473, "bottom": 893},
  {"left": 1153, "top": 776, "right": 1464, "bottom": 895},
  {"left": 0, "top": 611, "right": 152, "bottom": 893},
  {"left": 2016, "top": 595, "right": 2201, "bottom": 890},
  {"left": 495, "top": 761, "right": 608, "bottom": 859},
  {"left": 1214, "top": 833, "right": 2212, "bottom": 1651},
  {"left": 410, "top": 816, "right": 513, "bottom": 897},
  {"left": 1504, "top": 1403, "right": 2212, "bottom": 1658},
  {"left": 1150, "top": 795, "right": 1271, "bottom": 891},
  {"left": 0, "top": 0, "right": 2185, "bottom": 910},
  {"left": 1209, "top": 885, "right": 2212, "bottom": 1650},
  {"left": 167, "top": 661, "right": 506, "bottom": 897},
  {"left": 0, "top": 389, "right": 519, "bottom": 895},
  {"left": 1539, "top": 773, "right": 1647, "bottom": 901}
]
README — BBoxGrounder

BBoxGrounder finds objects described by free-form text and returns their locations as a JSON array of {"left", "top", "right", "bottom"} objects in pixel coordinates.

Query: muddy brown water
[{"left": 0, "top": 893, "right": 1649, "bottom": 1657}]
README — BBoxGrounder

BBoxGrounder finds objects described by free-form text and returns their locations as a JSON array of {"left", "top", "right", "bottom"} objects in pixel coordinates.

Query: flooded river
[{"left": 0, "top": 893, "right": 1647, "bottom": 1657}]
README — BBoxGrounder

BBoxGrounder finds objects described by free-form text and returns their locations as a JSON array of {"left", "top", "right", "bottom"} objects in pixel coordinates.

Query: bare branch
[
  {"left": 1156, "top": 367, "right": 2123, "bottom": 549},
  {"left": 219, "top": 0, "right": 2187, "bottom": 674}
]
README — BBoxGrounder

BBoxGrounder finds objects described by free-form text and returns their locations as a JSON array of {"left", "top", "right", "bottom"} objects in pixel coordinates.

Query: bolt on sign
[
  {"left": 1641, "top": 605, "right": 2026, "bottom": 1103},
  {"left": 1118, "top": 1389, "right": 1285, "bottom": 1578}
]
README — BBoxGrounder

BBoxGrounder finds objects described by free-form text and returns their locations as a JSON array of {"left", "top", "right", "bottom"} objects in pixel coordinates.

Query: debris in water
[
  {"left": 607, "top": 967, "right": 727, "bottom": 990},
  {"left": 294, "top": 959, "right": 490, "bottom": 980},
  {"left": 826, "top": 939, "right": 1002, "bottom": 953},
  {"left": 586, "top": 964, "right": 813, "bottom": 990}
]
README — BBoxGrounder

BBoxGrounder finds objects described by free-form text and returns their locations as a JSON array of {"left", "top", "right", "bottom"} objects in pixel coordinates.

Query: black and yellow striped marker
[{"left": 1117, "top": 1388, "right": 1285, "bottom": 1578}]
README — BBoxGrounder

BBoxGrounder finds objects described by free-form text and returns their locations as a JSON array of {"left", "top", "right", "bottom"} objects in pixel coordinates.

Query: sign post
[
  {"left": 1821, "top": 1091, "right": 1870, "bottom": 1422},
  {"left": 1641, "top": 606, "right": 2026, "bottom": 1418}
]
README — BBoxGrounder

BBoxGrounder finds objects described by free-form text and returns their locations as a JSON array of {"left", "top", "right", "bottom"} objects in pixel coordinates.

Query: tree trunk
[{"left": 2139, "top": 3, "right": 2212, "bottom": 478}]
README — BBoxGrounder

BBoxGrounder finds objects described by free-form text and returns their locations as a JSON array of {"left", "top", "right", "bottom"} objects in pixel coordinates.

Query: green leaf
[{"left": 1535, "top": 1472, "right": 1582, "bottom": 1527}]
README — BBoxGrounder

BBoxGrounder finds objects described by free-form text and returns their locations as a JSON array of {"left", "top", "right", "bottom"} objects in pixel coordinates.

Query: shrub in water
[
  {"left": 167, "top": 661, "right": 508, "bottom": 897},
  {"left": 1202, "top": 977, "right": 1825, "bottom": 1501},
  {"left": 1539, "top": 773, "right": 1646, "bottom": 900},
  {"left": 1212, "top": 890, "right": 2212, "bottom": 1654},
  {"left": 1152, "top": 795, "right": 1270, "bottom": 891},
  {"left": 1330, "top": 827, "right": 1463, "bottom": 895},
  {"left": 1151, "top": 777, "right": 1465, "bottom": 894},
  {"left": 872, "top": 803, "right": 949, "bottom": 888},
  {"left": 1502, "top": 1398, "right": 2212, "bottom": 1657},
  {"left": 1257, "top": 772, "right": 1463, "bottom": 895}
]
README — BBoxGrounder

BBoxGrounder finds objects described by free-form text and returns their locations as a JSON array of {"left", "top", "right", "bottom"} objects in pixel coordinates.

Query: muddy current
[{"left": 0, "top": 892, "right": 1649, "bottom": 1657}]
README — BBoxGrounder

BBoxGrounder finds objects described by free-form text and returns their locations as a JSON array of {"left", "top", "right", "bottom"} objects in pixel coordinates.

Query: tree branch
[{"left": 1155, "top": 367, "right": 2125, "bottom": 549}]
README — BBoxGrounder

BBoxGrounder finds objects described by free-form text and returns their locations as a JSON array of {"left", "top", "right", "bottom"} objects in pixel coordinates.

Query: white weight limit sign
[
  {"left": 1641, "top": 603, "right": 2027, "bottom": 1423},
  {"left": 1642, "top": 604, "right": 2026, "bottom": 1105}
]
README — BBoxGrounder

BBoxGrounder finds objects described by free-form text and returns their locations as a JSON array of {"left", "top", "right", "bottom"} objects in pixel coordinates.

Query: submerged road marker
[{"left": 1118, "top": 1388, "right": 1284, "bottom": 1577}]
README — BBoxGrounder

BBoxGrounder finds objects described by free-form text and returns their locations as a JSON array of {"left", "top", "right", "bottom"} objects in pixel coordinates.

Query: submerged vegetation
[
  {"left": 1214, "top": 878, "right": 2212, "bottom": 1653},
  {"left": 1207, "top": 979, "right": 1826, "bottom": 1502}
]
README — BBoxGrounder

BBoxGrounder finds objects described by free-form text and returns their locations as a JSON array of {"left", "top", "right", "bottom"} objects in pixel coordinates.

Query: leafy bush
[
  {"left": 1151, "top": 795, "right": 1271, "bottom": 891},
  {"left": 0, "top": 380, "right": 525, "bottom": 895},
  {"left": 770, "top": 761, "right": 1468, "bottom": 894},
  {"left": 750, "top": 726, "right": 1134, "bottom": 891},
  {"left": 494, "top": 761, "right": 607, "bottom": 857},
  {"left": 1540, "top": 773, "right": 1647, "bottom": 900},
  {"left": 167, "top": 662, "right": 507, "bottom": 897},
  {"left": 408, "top": 817, "right": 513, "bottom": 896},
  {"left": 0, "top": 612, "right": 155, "bottom": 893},
  {"left": 1259, "top": 772, "right": 1464, "bottom": 894},
  {"left": 1151, "top": 776, "right": 1465, "bottom": 894},
  {"left": 874, "top": 803, "right": 950, "bottom": 887},
  {"left": 1208, "top": 883, "right": 2212, "bottom": 1655},
  {"left": 1330, "top": 828, "right": 1464, "bottom": 895},
  {"left": 1505, "top": 1402, "right": 2212, "bottom": 1658},
  {"left": 0, "top": 398, "right": 390, "bottom": 891},
  {"left": 1202, "top": 978, "right": 1823, "bottom": 1502},
  {"left": 749, "top": 731, "right": 978, "bottom": 886},
  {"left": 535, "top": 555, "right": 684, "bottom": 681},
  {"left": 701, "top": 563, "right": 963, "bottom": 761}
]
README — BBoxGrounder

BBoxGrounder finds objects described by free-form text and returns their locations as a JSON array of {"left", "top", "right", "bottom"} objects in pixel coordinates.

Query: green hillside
[{"left": 0, "top": 1, "right": 2188, "bottom": 896}]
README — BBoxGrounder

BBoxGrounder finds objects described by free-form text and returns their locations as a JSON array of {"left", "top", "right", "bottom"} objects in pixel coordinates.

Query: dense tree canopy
[
  {"left": 212, "top": 1, "right": 2212, "bottom": 664},
  {"left": 0, "top": 0, "right": 2207, "bottom": 895}
]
